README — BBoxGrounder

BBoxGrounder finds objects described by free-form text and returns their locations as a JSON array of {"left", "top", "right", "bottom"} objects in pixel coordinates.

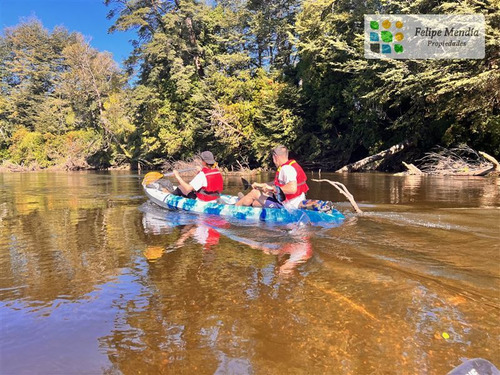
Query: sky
[{"left": 0, "top": 0, "right": 136, "bottom": 65}]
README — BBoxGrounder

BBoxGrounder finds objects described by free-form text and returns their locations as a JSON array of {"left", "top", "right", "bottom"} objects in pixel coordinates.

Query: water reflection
[
  {"left": 140, "top": 202, "right": 314, "bottom": 276},
  {"left": 1, "top": 172, "right": 499, "bottom": 374}
]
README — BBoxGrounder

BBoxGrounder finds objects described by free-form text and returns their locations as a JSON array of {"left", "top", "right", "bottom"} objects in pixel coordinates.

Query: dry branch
[
  {"left": 312, "top": 179, "right": 363, "bottom": 214},
  {"left": 419, "top": 146, "right": 495, "bottom": 176},
  {"left": 161, "top": 156, "right": 202, "bottom": 174}
]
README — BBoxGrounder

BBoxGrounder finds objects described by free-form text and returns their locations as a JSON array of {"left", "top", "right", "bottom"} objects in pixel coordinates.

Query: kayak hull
[{"left": 144, "top": 186, "right": 345, "bottom": 226}]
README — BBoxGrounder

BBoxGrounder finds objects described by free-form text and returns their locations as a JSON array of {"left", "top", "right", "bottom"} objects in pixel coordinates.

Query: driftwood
[
  {"left": 306, "top": 280, "right": 378, "bottom": 321},
  {"left": 394, "top": 162, "right": 423, "bottom": 176},
  {"left": 312, "top": 179, "right": 363, "bottom": 214},
  {"left": 336, "top": 140, "right": 412, "bottom": 173},
  {"left": 479, "top": 152, "right": 499, "bottom": 171},
  {"left": 419, "top": 146, "right": 497, "bottom": 176},
  {"left": 402, "top": 162, "right": 423, "bottom": 175}
]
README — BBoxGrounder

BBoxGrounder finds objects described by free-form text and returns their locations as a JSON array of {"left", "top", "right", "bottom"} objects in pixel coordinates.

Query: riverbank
[
  {"left": 2, "top": 146, "right": 497, "bottom": 177},
  {"left": 0, "top": 161, "right": 131, "bottom": 173},
  {"left": 0, "top": 160, "right": 268, "bottom": 176}
]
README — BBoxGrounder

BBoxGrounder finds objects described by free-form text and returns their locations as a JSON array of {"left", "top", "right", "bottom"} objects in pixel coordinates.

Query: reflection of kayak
[{"left": 143, "top": 185, "right": 345, "bottom": 226}]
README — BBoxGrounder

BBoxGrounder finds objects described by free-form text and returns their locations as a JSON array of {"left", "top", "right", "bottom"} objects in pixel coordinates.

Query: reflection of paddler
[
  {"left": 145, "top": 223, "right": 222, "bottom": 260},
  {"left": 143, "top": 245, "right": 165, "bottom": 261},
  {"left": 175, "top": 224, "right": 221, "bottom": 250},
  {"left": 193, "top": 225, "right": 220, "bottom": 251},
  {"left": 213, "top": 227, "right": 313, "bottom": 275},
  {"left": 276, "top": 237, "right": 312, "bottom": 275}
]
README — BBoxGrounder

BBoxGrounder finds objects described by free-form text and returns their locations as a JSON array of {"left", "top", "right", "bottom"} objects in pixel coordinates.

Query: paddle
[
  {"left": 447, "top": 358, "right": 499, "bottom": 375},
  {"left": 274, "top": 185, "right": 286, "bottom": 204},
  {"left": 240, "top": 177, "right": 286, "bottom": 202},
  {"left": 143, "top": 168, "right": 198, "bottom": 186},
  {"left": 241, "top": 177, "right": 251, "bottom": 191}
]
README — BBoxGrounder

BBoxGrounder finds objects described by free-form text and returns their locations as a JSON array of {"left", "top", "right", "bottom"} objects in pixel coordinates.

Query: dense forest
[{"left": 0, "top": 0, "right": 498, "bottom": 171}]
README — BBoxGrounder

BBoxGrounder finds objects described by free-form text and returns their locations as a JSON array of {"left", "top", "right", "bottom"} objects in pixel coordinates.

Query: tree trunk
[
  {"left": 184, "top": 16, "right": 204, "bottom": 77},
  {"left": 336, "top": 140, "right": 413, "bottom": 173},
  {"left": 173, "top": 0, "right": 204, "bottom": 77}
]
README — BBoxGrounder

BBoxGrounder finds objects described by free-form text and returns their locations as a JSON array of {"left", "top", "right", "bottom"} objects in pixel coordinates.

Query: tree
[
  {"left": 293, "top": 0, "right": 499, "bottom": 168},
  {"left": 0, "top": 19, "right": 74, "bottom": 133},
  {"left": 0, "top": 19, "right": 130, "bottom": 168},
  {"left": 243, "top": 0, "right": 301, "bottom": 69},
  {"left": 62, "top": 34, "right": 132, "bottom": 159}
]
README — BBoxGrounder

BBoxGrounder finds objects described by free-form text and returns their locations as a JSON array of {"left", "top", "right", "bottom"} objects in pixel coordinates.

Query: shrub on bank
[
  {"left": 6, "top": 127, "right": 103, "bottom": 170},
  {"left": 8, "top": 128, "right": 48, "bottom": 167}
]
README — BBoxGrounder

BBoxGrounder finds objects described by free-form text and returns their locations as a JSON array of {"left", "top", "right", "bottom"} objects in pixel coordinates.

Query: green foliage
[
  {"left": 293, "top": 0, "right": 499, "bottom": 166},
  {"left": 46, "top": 130, "right": 103, "bottom": 168},
  {"left": 7, "top": 127, "right": 103, "bottom": 169},
  {"left": 205, "top": 69, "right": 301, "bottom": 165},
  {"left": 1, "top": 20, "right": 74, "bottom": 132},
  {"left": 8, "top": 128, "right": 47, "bottom": 166},
  {"left": 104, "top": 0, "right": 304, "bottom": 167},
  {"left": 0, "top": 19, "right": 131, "bottom": 168},
  {"left": 1, "top": 1, "right": 498, "bottom": 170}
]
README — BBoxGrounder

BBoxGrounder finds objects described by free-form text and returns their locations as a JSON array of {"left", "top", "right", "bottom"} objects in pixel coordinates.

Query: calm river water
[{"left": 0, "top": 171, "right": 498, "bottom": 375}]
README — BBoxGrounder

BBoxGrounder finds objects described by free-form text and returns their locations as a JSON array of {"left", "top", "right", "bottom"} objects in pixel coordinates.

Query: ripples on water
[{"left": 0, "top": 172, "right": 499, "bottom": 374}]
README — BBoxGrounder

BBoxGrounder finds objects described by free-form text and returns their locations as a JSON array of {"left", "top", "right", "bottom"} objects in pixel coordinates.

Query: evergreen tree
[{"left": 0, "top": 19, "right": 130, "bottom": 168}]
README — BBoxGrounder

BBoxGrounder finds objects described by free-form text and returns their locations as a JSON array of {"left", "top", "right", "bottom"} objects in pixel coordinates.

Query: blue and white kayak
[{"left": 143, "top": 185, "right": 345, "bottom": 226}]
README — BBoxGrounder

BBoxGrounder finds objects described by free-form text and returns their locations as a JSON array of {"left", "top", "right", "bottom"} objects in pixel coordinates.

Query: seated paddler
[
  {"left": 172, "top": 151, "right": 224, "bottom": 202},
  {"left": 236, "top": 145, "right": 309, "bottom": 209}
]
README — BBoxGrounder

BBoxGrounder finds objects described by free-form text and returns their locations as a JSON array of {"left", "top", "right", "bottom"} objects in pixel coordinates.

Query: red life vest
[
  {"left": 196, "top": 167, "right": 224, "bottom": 202},
  {"left": 274, "top": 159, "right": 309, "bottom": 201}
]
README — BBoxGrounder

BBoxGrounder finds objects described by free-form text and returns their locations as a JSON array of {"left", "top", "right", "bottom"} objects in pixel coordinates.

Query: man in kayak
[
  {"left": 236, "top": 145, "right": 309, "bottom": 209},
  {"left": 172, "top": 151, "right": 224, "bottom": 202}
]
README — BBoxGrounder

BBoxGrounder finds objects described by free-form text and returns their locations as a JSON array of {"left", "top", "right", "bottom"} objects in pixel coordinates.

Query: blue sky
[{"left": 0, "top": 0, "right": 136, "bottom": 65}]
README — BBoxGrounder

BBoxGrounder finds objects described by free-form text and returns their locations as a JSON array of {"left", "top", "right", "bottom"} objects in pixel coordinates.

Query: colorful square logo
[
  {"left": 367, "top": 18, "right": 404, "bottom": 56},
  {"left": 365, "top": 14, "right": 485, "bottom": 59}
]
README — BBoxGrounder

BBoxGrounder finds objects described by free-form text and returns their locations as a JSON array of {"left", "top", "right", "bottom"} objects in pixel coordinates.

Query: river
[{"left": 0, "top": 171, "right": 498, "bottom": 374}]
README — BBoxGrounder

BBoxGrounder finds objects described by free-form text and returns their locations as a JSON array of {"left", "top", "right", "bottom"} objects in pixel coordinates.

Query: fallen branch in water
[
  {"left": 394, "top": 162, "right": 424, "bottom": 176},
  {"left": 312, "top": 179, "right": 363, "bottom": 214},
  {"left": 336, "top": 140, "right": 413, "bottom": 173},
  {"left": 402, "top": 161, "right": 423, "bottom": 175}
]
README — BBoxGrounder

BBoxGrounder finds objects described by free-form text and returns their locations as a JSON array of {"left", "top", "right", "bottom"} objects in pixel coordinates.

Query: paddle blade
[
  {"left": 142, "top": 172, "right": 164, "bottom": 186},
  {"left": 241, "top": 177, "right": 251, "bottom": 190},
  {"left": 447, "top": 358, "right": 500, "bottom": 375},
  {"left": 275, "top": 186, "right": 286, "bottom": 203}
]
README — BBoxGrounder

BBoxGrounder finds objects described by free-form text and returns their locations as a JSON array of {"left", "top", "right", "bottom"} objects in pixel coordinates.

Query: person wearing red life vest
[
  {"left": 172, "top": 151, "right": 224, "bottom": 202},
  {"left": 236, "top": 145, "right": 309, "bottom": 209}
]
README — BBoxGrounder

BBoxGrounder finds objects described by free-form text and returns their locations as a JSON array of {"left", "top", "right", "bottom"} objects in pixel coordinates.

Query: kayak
[{"left": 143, "top": 185, "right": 345, "bottom": 226}]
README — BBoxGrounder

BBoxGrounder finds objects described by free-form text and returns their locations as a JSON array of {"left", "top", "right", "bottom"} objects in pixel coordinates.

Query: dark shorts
[
  {"left": 263, "top": 196, "right": 283, "bottom": 209},
  {"left": 172, "top": 187, "right": 197, "bottom": 200}
]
